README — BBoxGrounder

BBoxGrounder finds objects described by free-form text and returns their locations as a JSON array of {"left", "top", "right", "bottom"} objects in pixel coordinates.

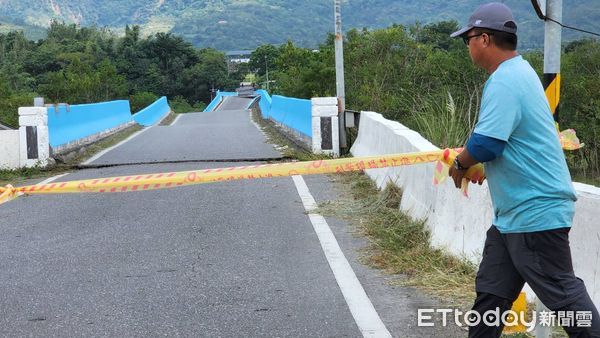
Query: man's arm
[{"left": 449, "top": 133, "right": 507, "bottom": 188}]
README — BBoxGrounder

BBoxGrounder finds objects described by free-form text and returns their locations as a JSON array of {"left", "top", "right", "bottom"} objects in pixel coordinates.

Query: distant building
[
  {"left": 226, "top": 50, "right": 253, "bottom": 73},
  {"left": 226, "top": 50, "right": 253, "bottom": 64}
]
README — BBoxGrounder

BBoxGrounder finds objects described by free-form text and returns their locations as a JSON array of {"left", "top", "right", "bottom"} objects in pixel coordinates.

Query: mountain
[{"left": 0, "top": 0, "right": 597, "bottom": 50}]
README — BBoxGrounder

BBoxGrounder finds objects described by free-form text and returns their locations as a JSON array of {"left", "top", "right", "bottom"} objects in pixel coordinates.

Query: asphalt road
[
  {"left": 88, "top": 98, "right": 281, "bottom": 166},
  {"left": 0, "top": 97, "right": 464, "bottom": 337}
]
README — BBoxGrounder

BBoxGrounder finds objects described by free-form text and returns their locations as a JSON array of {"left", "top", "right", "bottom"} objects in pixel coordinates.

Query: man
[{"left": 448, "top": 3, "right": 600, "bottom": 337}]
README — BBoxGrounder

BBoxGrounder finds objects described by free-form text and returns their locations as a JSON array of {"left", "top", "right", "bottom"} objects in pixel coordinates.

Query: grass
[
  {"left": 569, "top": 148, "right": 600, "bottom": 187},
  {"left": 159, "top": 111, "right": 178, "bottom": 126},
  {"left": 0, "top": 166, "right": 58, "bottom": 187},
  {"left": 317, "top": 171, "right": 477, "bottom": 305},
  {"left": 0, "top": 124, "right": 143, "bottom": 187},
  {"left": 571, "top": 174, "right": 600, "bottom": 187},
  {"left": 408, "top": 91, "right": 479, "bottom": 149},
  {"left": 408, "top": 92, "right": 600, "bottom": 188}
]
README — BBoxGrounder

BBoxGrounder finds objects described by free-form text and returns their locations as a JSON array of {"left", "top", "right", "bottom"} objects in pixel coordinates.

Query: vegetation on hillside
[
  {"left": 1, "top": 17, "right": 597, "bottom": 183},
  {"left": 0, "top": 0, "right": 597, "bottom": 51},
  {"left": 0, "top": 22, "right": 245, "bottom": 126},
  {"left": 250, "top": 21, "right": 600, "bottom": 183}
]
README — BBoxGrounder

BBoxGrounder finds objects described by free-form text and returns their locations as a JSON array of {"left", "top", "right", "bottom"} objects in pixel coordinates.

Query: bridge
[
  {"left": 1, "top": 92, "right": 599, "bottom": 336},
  {"left": 0, "top": 95, "right": 467, "bottom": 336}
]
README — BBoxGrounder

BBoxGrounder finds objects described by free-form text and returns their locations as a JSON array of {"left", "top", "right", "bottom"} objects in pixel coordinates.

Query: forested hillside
[{"left": 0, "top": 0, "right": 597, "bottom": 50}]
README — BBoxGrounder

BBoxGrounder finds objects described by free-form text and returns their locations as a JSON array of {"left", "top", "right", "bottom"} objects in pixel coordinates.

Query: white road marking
[
  {"left": 36, "top": 173, "right": 69, "bottom": 185},
  {"left": 155, "top": 110, "right": 172, "bottom": 125},
  {"left": 170, "top": 114, "right": 183, "bottom": 126},
  {"left": 82, "top": 127, "right": 152, "bottom": 165},
  {"left": 291, "top": 175, "right": 392, "bottom": 338}
]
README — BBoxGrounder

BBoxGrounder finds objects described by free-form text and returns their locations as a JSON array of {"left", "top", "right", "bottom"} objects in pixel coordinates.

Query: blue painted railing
[
  {"left": 204, "top": 91, "right": 238, "bottom": 112},
  {"left": 133, "top": 96, "right": 171, "bottom": 126},
  {"left": 46, "top": 90, "right": 312, "bottom": 149},
  {"left": 268, "top": 95, "right": 312, "bottom": 137},
  {"left": 255, "top": 89, "right": 272, "bottom": 118},
  {"left": 48, "top": 100, "right": 133, "bottom": 148},
  {"left": 47, "top": 88, "right": 315, "bottom": 149}
]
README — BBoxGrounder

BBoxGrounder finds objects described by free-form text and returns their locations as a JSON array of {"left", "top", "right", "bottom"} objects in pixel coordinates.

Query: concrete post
[
  {"left": 34, "top": 97, "right": 44, "bottom": 107},
  {"left": 311, "top": 97, "right": 340, "bottom": 157},
  {"left": 334, "top": 0, "right": 347, "bottom": 149},
  {"left": 18, "top": 107, "right": 49, "bottom": 168},
  {"left": 543, "top": 0, "right": 562, "bottom": 126}
]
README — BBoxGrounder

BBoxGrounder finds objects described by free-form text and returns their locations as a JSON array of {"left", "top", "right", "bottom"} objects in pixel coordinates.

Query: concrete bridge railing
[
  {"left": 350, "top": 110, "right": 600, "bottom": 307},
  {"left": 251, "top": 90, "right": 340, "bottom": 157},
  {"left": 0, "top": 96, "right": 171, "bottom": 170}
]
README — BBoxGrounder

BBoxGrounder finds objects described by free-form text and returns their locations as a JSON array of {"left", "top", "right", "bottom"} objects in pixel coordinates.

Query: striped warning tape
[{"left": 1, "top": 149, "right": 482, "bottom": 206}]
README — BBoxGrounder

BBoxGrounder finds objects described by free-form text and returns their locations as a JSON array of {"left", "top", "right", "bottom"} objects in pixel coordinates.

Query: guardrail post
[
  {"left": 18, "top": 106, "right": 49, "bottom": 168},
  {"left": 311, "top": 97, "right": 340, "bottom": 157}
]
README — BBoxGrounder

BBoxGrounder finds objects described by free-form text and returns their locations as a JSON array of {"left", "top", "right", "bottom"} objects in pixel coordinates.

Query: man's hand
[
  {"left": 448, "top": 165, "right": 467, "bottom": 189},
  {"left": 447, "top": 148, "right": 486, "bottom": 189}
]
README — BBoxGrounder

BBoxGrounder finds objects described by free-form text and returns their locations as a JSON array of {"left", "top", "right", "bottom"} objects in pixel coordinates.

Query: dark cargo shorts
[{"left": 476, "top": 225, "right": 587, "bottom": 309}]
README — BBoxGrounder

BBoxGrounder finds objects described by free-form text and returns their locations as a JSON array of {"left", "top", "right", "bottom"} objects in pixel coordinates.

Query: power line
[
  {"left": 545, "top": 17, "right": 600, "bottom": 37},
  {"left": 530, "top": 0, "right": 600, "bottom": 37}
]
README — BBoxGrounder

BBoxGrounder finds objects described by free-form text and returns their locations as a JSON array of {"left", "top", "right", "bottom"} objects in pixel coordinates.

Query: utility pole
[
  {"left": 265, "top": 55, "right": 270, "bottom": 92},
  {"left": 543, "top": 0, "right": 562, "bottom": 129},
  {"left": 334, "top": 0, "right": 347, "bottom": 149},
  {"left": 531, "top": 3, "right": 561, "bottom": 338}
]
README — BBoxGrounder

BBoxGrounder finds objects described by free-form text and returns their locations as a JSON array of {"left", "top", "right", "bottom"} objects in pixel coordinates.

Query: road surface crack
[{"left": 75, "top": 157, "right": 293, "bottom": 170}]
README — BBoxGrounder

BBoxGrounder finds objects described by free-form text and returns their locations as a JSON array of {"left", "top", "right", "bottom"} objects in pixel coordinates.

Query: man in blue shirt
[{"left": 449, "top": 3, "right": 599, "bottom": 337}]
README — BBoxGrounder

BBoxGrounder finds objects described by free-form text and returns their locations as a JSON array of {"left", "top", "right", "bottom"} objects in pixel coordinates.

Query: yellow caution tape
[
  {"left": 0, "top": 184, "right": 19, "bottom": 205},
  {"left": 1, "top": 149, "right": 479, "bottom": 206},
  {"left": 1, "top": 134, "right": 580, "bottom": 207}
]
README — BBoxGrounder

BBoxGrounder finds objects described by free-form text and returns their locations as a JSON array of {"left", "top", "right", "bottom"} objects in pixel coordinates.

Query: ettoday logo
[
  {"left": 418, "top": 308, "right": 535, "bottom": 332},
  {"left": 418, "top": 308, "right": 593, "bottom": 332}
]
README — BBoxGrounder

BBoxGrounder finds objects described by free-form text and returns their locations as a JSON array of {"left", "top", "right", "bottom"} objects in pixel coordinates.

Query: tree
[
  {"left": 180, "top": 49, "right": 230, "bottom": 104},
  {"left": 149, "top": 32, "right": 197, "bottom": 74},
  {"left": 411, "top": 20, "right": 462, "bottom": 51},
  {"left": 561, "top": 39, "right": 600, "bottom": 178},
  {"left": 95, "top": 59, "right": 127, "bottom": 101},
  {"left": 249, "top": 44, "right": 279, "bottom": 76}
]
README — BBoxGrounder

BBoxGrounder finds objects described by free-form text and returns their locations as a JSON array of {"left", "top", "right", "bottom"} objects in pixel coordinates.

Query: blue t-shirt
[{"left": 473, "top": 55, "right": 577, "bottom": 233}]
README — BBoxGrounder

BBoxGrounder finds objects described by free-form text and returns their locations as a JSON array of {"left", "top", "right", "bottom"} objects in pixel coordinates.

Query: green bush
[
  {"left": 560, "top": 39, "right": 600, "bottom": 183},
  {"left": 129, "top": 91, "right": 159, "bottom": 113},
  {"left": 170, "top": 96, "right": 195, "bottom": 114},
  {"left": 0, "top": 93, "right": 36, "bottom": 127},
  {"left": 193, "top": 101, "right": 207, "bottom": 111}
]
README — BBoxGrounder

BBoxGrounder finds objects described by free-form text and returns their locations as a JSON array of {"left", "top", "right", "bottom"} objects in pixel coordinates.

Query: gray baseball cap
[{"left": 450, "top": 2, "right": 518, "bottom": 38}]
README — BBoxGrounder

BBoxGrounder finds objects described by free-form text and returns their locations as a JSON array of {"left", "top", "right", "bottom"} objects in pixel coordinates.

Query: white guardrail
[{"left": 350, "top": 111, "right": 600, "bottom": 308}]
